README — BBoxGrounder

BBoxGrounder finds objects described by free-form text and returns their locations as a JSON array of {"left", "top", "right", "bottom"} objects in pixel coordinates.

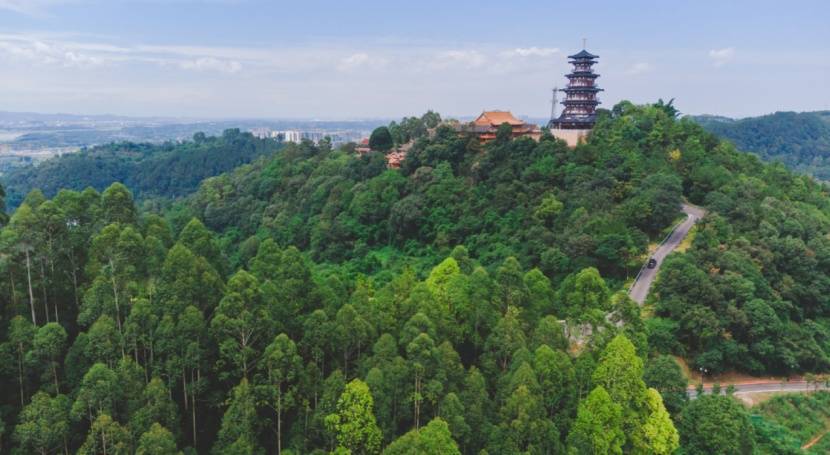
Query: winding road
[
  {"left": 626, "top": 204, "right": 830, "bottom": 399},
  {"left": 628, "top": 203, "right": 706, "bottom": 305},
  {"left": 689, "top": 380, "right": 829, "bottom": 399}
]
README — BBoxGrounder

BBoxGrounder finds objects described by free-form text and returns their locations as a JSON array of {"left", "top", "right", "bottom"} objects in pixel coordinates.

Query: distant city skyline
[{"left": 0, "top": 0, "right": 828, "bottom": 119}]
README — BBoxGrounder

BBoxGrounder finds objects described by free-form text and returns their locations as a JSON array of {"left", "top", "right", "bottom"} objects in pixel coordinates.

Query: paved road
[
  {"left": 625, "top": 206, "right": 829, "bottom": 401},
  {"left": 628, "top": 203, "right": 706, "bottom": 304},
  {"left": 688, "top": 381, "right": 829, "bottom": 399}
]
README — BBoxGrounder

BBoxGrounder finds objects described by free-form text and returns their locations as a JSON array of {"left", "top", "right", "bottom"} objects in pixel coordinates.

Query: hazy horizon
[{"left": 1, "top": 0, "right": 828, "bottom": 119}]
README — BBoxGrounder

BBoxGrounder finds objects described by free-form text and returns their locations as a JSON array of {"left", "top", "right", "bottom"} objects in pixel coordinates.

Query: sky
[{"left": 0, "top": 0, "right": 828, "bottom": 120}]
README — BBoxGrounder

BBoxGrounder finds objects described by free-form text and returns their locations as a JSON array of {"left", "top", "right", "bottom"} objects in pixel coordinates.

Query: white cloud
[
  {"left": 0, "top": 0, "right": 80, "bottom": 16},
  {"left": 0, "top": 0, "right": 47, "bottom": 15},
  {"left": 709, "top": 47, "right": 735, "bottom": 67},
  {"left": 337, "top": 53, "right": 370, "bottom": 71},
  {"left": 336, "top": 52, "right": 390, "bottom": 72},
  {"left": 0, "top": 36, "right": 104, "bottom": 67},
  {"left": 625, "top": 62, "right": 653, "bottom": 75},
  {"left": 503, "top": 47, "right": 559, "bottom": 58},
  {"left": 432, "top": 50, "right": 487, "bottom": 69},
  {"left": 179, "top": 57, "right": 241, "bottom": 73}
]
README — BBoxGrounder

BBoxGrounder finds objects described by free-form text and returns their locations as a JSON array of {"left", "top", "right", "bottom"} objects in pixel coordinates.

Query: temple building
[
  {"left": 549, "top": 49, "right": 603, "bottom": 147},
  {"left": 457, "top": 110, "right": 542, "bottom": 144}
]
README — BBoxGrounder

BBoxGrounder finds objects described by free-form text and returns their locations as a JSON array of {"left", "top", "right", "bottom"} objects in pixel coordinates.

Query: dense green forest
[
  {"left": 693, "top": 111, "right": 830, "bottom": 180},
  {"left": 1, "top": 102, "right": 830, "bottom": 453},
  {"left": 752, "top": 390, "right": 830, "bottom": 454},
  {"left": 1, "top": 128, "right": 282, "bottom": 209}
]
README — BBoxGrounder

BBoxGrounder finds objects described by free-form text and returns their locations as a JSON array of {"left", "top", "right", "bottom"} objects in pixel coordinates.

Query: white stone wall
[{"left": 551, "top": 128, "right": 591, "bottom": 147}]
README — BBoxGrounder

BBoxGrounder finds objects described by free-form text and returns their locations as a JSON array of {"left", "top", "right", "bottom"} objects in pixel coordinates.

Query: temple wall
[{"left": 551, "top": 129, "right": 592, "bottom": 147}]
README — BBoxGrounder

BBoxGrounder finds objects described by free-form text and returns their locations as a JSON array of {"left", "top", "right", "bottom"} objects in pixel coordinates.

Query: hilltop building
[
  {"left": 549, "top": 49, "right": 603, "bottom": 147},
  {"left": 354, "top": 137, "right": 411, "bottom": 169},
  {"left": 456, "top": 111, "right": 542, "bottom": 144}
]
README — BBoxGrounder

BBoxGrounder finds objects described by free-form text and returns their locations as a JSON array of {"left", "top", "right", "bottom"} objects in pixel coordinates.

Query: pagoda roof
[
  {"left": 474, "top": 110, "right": 525, "bottom": 127},
  {"left": 568, "top": 49, "right": 599, "bottom": 59},
  {"left": 566, "top": 72, "right": 599, "bottom": 78},
  {"left": 562, "top": 87, "right": 603, "bottom": 93}
]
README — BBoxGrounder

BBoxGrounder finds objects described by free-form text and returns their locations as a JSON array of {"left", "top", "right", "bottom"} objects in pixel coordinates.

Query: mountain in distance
[
  {"left": 0, "top": 110, "right": 387, "bottom": 151},
  {"left": 691, "top": 110, "right": 830, "bottom": 180},
  {"left": 1, "top": 128, "right": 284, "bottom": 208}
]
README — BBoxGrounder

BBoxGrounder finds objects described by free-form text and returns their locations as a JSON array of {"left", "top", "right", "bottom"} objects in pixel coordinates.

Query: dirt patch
[
  {"left": 803, "top": 429, "right": 829, "bottom": 450},
  {"left": 736, "top": 391, "right": 804, "bottom": 406},
  {"left": 676, "top": 357, "right": 794, "bottom": 386},
  {"left": 675, "top": 225, "right": 697, "bottom": 253}
]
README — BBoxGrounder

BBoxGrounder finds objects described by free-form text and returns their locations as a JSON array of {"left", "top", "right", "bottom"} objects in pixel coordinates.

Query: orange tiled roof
[{"left": 474, "top": 111, "right": 525, "bottom": 126}]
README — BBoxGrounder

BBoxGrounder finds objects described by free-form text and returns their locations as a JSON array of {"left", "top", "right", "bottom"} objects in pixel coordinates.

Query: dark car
[{"left": 647, "top": 258, "right": 658, "bottom": 269}]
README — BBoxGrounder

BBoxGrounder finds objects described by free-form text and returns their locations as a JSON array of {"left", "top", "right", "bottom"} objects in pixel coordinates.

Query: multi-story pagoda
[{"left": 549, "top": 49, "right": 603, "bottom": 146}]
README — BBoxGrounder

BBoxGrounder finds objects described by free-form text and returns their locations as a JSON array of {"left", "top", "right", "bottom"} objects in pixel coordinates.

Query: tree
[
  {"left": 7, "top": 203, "right": 40, "bottom": 324},
  {"left": 334, "top": 304, "right": 374, "bottom": 377},
  {"left": 524, "top": 268, "right": 557, "bottom": 322},
  {"left": 459, "top": 367, "right": 489, "bottom": 453},
  {"left": 634, "top": 388, "right": 679, "bottom": 455},
  {"left": 678, "top": 394, "right": 756, "bottom": 455},
  {"left": 531, "top": 316, "right": 569, "bottom": 351},
  {"left": 592, "top": 334, "right": 648, "bottom": 451},
  {"left": 567, "top": 386, "right": 624, "bottom": 455},
  {"left": 495, "top": 122, "right": 513, "bottom": 144},
  {"left": 459, "top": 266, "right": 498, "bottom": 350},
  {"left": 85, "top": 315, "right": 122, "bottom": 368},
  {"left": 421, "top": 111, "right": 442, "bottom": 129},
  {"left": 383, "top": 418, "right": 460, "bottom": 455},
  {"left": 437, "top": 393, "right": 470, "bottom": 451},
  {"left": 2, "top": 315, "right": 35, "bottom": 406},
  {"left": 210, "top": 270, "right": 268, "bottom": 380},
  {"left": 497, "top": 384, "right": 560, "bottom": 454},
  {"left": 534, "top": 345, "right": 576, "bottom": 419},
  {"left": 326, "top": 379, "right": 383, "bottom": 455},
  {"left": 534, "top": 193, "right": 564, "bottom": 227},
  {"left": 212, "top": 379, "right": 262, "bottom": 455},
  {"left": 136, "top": 423, "right": 181, "bottom": 455},
  {"left": 28, "top": 322, "right": 68, "bottom": 393},
  {"left": 78, "top": 414, "right": 131, "bottom": 455},
  {"left": 592, "top": 334, "right": 646, "bottom": 409},
  {"left": 261, "top": 334, "right": 302, "bottom": 454},
  {"left": 101, "top": 183, "right": 137, "bottom": 226},
  {"left": 156, "top": 243, "right": 223, "bottom": 315},
  {"left": 178, "top": 305, "right": 207, "bottom": 445},
  {"left": 558, "top": 267, "right": 610, "bottom": 323},
  {"left": 644, "top": 355, "right": 688, "bottom": 415},
  {"left": 71, "top": 363, "right": 120, "bottom": 423},
  {"left": 177, "top": 218, "right": 224, "bottom": 275},
  {"left": 130, "top": 378, "right": 179, "bottom": 441},
  {"left": 369, "top": 127, "right": 394, "bottom": 152},
  {"left": 14, "top": 392, "right": 71, "bottom": 455},
  {"left": 495, "top": 257, "right": 528, "bottom": 311},
  {"left": 406, "top": 332, "right": 437, "bottom": 429},
  {"left": 483, "top": 306, "right": 526, "bottom": 373}
]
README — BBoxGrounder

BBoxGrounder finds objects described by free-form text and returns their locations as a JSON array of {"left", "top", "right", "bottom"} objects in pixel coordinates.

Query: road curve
[
  {"left": 628, "top": 203, "right": 706, "bottom": 305},
  {"left": 688, "top": 381, "right": 829, "bottom": 399}
]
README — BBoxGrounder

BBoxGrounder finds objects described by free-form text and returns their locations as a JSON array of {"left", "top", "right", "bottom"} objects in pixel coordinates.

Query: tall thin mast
[{"left": 550, "top": 87, "right": 558, "bottom": 121}]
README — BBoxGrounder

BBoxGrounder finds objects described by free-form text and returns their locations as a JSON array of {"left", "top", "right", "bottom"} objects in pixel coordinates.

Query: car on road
[{"left": 647, "top": 258, "right": 658, "bottom": 269}]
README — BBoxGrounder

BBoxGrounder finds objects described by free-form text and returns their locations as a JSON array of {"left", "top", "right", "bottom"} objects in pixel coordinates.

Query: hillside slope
[
  {"left": 1, "top": 128, "right": 282, "bottom": 208},
  {"left": 693, "top": 111, "right": 830, "bottom": 179},
  {"left": 4, "top": 101, "right": 830, "bottom": 453}
]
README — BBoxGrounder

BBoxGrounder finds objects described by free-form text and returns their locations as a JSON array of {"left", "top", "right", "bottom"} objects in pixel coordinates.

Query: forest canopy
[
  {"left": 1, "top": 128, "right": 283, "bottom": 209},
  {"left": 0, "top": 101, "right": 829, "bottom": 453},
  {"left": 693, "top": 111, "right": 830, "bottom": 180}
]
